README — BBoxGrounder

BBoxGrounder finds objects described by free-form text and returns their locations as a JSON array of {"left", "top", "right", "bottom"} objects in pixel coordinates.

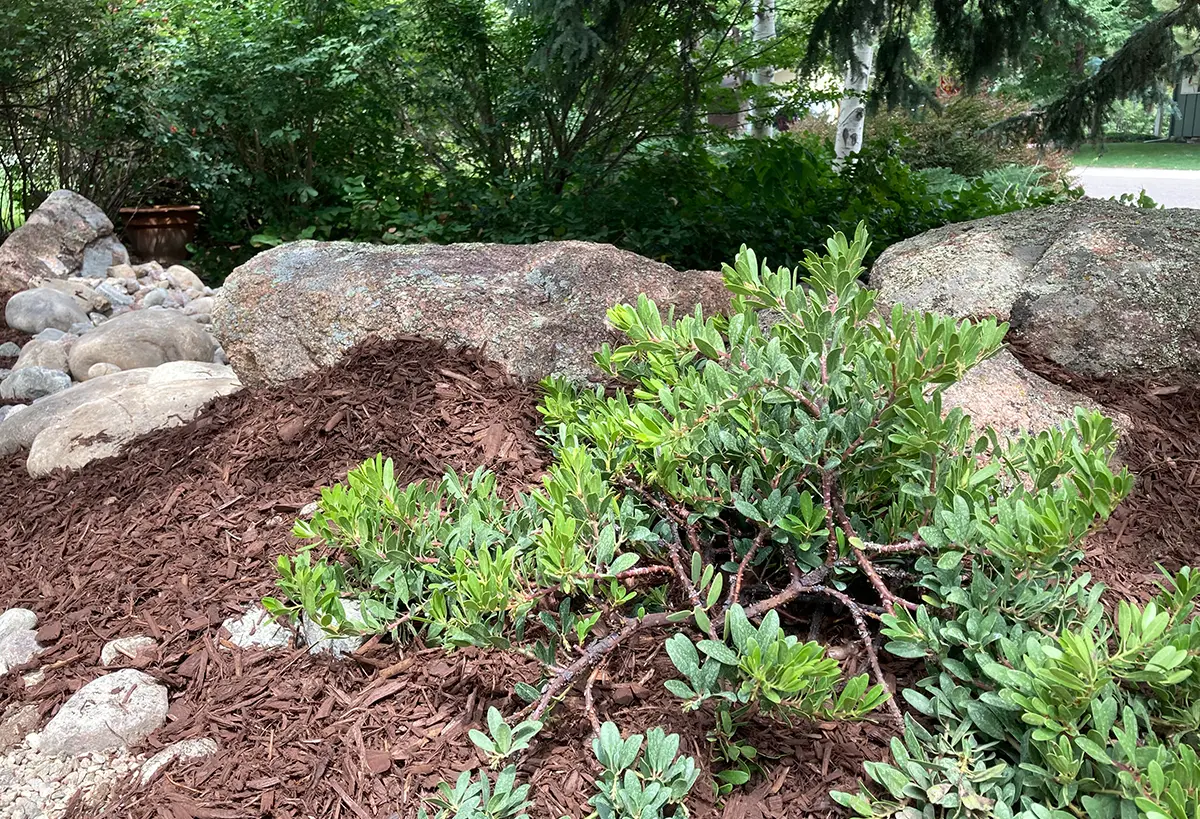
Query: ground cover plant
[{"left": 261, "top": 226, "right": 1200, "bottom": 818}]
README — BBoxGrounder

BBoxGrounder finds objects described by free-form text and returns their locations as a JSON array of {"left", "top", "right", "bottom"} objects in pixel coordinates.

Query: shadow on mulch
[
  {"left": 1008, "top": 336, "right": 1200, "bottom": 600},
  {"left": 0, "top": 290, "right": 28, "bottom": 379},
  {"left": 0, "top": 338, "right": 890, "bottom": 819}
]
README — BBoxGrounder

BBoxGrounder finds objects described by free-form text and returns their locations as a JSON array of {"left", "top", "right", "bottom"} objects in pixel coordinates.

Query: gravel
[{"left": 0, "top": 739, "right": 143, "bottom": 819}]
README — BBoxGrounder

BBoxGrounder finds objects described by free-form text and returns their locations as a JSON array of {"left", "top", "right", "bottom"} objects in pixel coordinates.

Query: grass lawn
[{"left": 1072, "top": 141, "right": 1200, "bottom": 170}]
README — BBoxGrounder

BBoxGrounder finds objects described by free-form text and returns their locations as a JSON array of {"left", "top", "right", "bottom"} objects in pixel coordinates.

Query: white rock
[
  {"left": 299, "top": 501, "right": 319, "bottom": 517},
  {"left": 300, "top": 600, "right": 365, "bottom": 658},
  {"left": 39, "top": 669, "right": 168, "bottom": 755},
  {"left": 220, "top": 604, "right": 292, "bottom": 650},
  {"left": 100, "top": 635, "right": 156, "bottom": 666},
  {"left": 0, "top": 341, "right": 23, "bottom": 358},
  {"left": 165, "top": 265, "right": 204, "bottom": 291},
  {"left": 0, "top": 609, "right": 43, "bottom": 676},
  {"left": 141, "top": 289, "right": 167, "bottom": 308},
  {"left": 137, "top": 737, "right": 217, "bottom": 785},
  {"left": 86, "top": 362, "right": 122, "bottom": 379},
  {"left": 22, "top": 362, "right": 241, "bottom": 476}
]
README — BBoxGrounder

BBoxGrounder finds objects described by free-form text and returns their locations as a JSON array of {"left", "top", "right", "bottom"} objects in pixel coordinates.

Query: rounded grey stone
[{"left": 5, "top": 288, "right": 89, "bottom": 334}]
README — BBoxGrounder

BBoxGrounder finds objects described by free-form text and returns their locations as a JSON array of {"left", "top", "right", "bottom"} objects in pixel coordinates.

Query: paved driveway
[{"left": 1072, "top": 167, "right": 1200, "bottom": 208}]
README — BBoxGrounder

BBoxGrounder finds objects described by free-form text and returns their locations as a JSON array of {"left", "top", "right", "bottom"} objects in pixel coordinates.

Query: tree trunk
[
  {"left": 749, "top": 0, "right": 776, "bottom": 138},
  {"left": 834, "top": 33, "right": 874, "bottom": 169}
]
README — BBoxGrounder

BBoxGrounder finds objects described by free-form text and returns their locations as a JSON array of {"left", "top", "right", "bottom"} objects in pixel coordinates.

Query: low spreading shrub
[{"left": 265, "top": 226, "right": 1173, "bottom": 819}]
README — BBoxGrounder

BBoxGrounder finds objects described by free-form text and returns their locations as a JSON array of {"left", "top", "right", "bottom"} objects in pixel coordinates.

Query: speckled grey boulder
[
  {"left": 0, "top": 190, "right": 127, "bottom": 290},
  {"left": 67, "top": 308, "right": 216, "bottom": 380},
  {"left": 870, "top": 199, "right": 1200, "bottom": 385},
  {"left": 5, "top": 287, "right": 89, "bottom": 334},
  {"left": 0, "top": 366, "right": 72, "bottom": 401},
  {"left": 213, "top": 240, "right": 730, "bottom": 386}
]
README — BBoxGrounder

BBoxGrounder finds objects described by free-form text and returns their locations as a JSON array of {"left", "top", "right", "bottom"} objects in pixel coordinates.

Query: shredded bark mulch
[
  {"left": 1009, "top": 337, "right": 1200, "bottom": 599},
  {"left": 0, "top": 337, "right": 890, "bottom": 819}
]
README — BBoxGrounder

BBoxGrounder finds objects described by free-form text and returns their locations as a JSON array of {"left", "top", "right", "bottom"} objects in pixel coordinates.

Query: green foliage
[
  {"left": 840, "top": 569, "right": 1200, "bottom": 819},
  {"left": 665, "top": 608, "right": 886, "bottom": 721},
  {"left": 418, "top": 765, "right": 533, "bottom": 819},
  {"left": 590, "top": 723, "right": 700, "bottom": 819},
  {"left": 271, "top": 225, "right": 1136, "bottom": 814},
  {"left": 468, "top": 708, "right": 544, "bottom": 768}
]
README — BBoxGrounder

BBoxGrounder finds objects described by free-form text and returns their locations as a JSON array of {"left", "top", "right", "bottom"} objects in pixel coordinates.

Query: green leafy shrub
[
  {"left": 270, "top": 225, "right": 1137, "bottom": 815},
  {"left": 282, "top": 135, "right": 1070, "bottom": 273},
  {"left": 591, "top": 723, "right": 700, "bottom": 819}
]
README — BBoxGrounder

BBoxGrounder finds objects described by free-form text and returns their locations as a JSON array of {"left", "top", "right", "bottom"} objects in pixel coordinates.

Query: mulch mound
[
  {"left": 0, "top": 338, "right": 890, "bottom": 819},
  {"left": 1009, "top": 337, "right": 1200, "bottom": 599}
]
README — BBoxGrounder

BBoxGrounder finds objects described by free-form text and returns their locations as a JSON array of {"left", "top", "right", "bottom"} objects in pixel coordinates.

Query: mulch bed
[
  {"left": 1009, "top": 337, "right": 1200, "bottom": 600},
  {"left": 0, "top": 338, "right": 891, "bottom": 819},
  {"left": 2, "top": 328, "right": 1192, "bottom": 819}
]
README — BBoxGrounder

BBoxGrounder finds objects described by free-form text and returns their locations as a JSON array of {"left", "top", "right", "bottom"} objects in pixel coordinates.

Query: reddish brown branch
[{"left": 817, "top": 586, "right": 904, "bottom": 727}]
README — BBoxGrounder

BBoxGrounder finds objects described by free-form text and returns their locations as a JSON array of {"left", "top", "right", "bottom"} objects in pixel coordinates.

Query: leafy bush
[
  {"left": 867, "top": 95, "right": 1069, "bottom": 180},
  {"left": 269, "top": 226, "right": 1140, "bottom": 815},
  {"left": 249, "top": 135, "right": 1071, "bottom": 276}
]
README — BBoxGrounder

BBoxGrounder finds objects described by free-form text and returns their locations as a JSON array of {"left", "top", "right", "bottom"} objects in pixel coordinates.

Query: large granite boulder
[
  {"left": 0, "top": 190, "right": 128, "bottom": 291},
  {"left": 942, "top": 349, "right": 1128, "bottom": 446},
  {"left": 0, "top": 361, "right": 241, "bottom": 476},
  {"left": 870, "top": 200, "right": 1200, "bottom": 385},
  {"left": 213, "top": 240, "right": 730, "bottom": 386},
  {"left": 67, "top": 308, "right": 216, "bottom": 380}
]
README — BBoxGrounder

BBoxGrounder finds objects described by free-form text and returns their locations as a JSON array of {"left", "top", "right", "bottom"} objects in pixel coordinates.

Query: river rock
[
  {"left": 0, "top": 367, "right": 72, "bottom": 402},
  {"left": 138, "top": 737, "right": 218, "bottom": 785},
  {"left": 213, "top": 240, "right": 730, "bottom": 386},
  {"left": 871, "top": 199, "right": 1200, "bottom": 385},
  {"left": 36, "top": 669, "right": 167, "bottom": 755},
  {"left": 86, "top": 362, "right": 122, "bottom": 378},
  {"left": 0, "top": 361, "right": 241, "bottom": 476},
  {"left": 165, "top": 265, "right": 204, "bottom": 291},
  {"left": 220, "top": 604, "right": 293, "bottom": 650},
  {"left": 5, "top": 288, "right": 89, "bottom": 334},
  {"left": 0, "top": 190, "right": 127, "bottom": 290},
  {"left": 0, "top": 342, "right": 20, "bottom": 358},
  {"left": 67, "top": 308, "right": 216, "bottom": 380},
  {"left": 0, "top": 609, "right": 43, "bottom": 676},
  {"left": 100, "top": 635, "right": 156, "bottom": 666},
  {"left": 41, "top": 279, "right": 108, "bottom": 313},
  {"left": 13, "top": 337, "right": 71, "bottom": 373}
]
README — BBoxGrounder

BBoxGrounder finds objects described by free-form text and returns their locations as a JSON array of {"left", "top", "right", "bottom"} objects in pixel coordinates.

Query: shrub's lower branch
[
  {"left": 817, "top": 586, "right": 904, "bottom": 726},
  {"left": 526, "top": 611, "right": 675, "bottom": 721}
]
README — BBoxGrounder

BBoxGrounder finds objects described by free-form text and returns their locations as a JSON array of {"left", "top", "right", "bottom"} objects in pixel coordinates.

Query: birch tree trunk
[
  {"left": 749, "top": 0, "right": 776, "bottom": 137},
  {"left": 834, "top": 33, "right": 875, "bottom": 168}
]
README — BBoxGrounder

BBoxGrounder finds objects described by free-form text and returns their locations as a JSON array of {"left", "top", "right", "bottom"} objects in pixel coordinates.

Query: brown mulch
[
  {"left": 0, "top": 337, "right": 889, "bottom": 819},
  {"left": 1008, "top": 337, "right": 1200, "bottom": 599}
]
